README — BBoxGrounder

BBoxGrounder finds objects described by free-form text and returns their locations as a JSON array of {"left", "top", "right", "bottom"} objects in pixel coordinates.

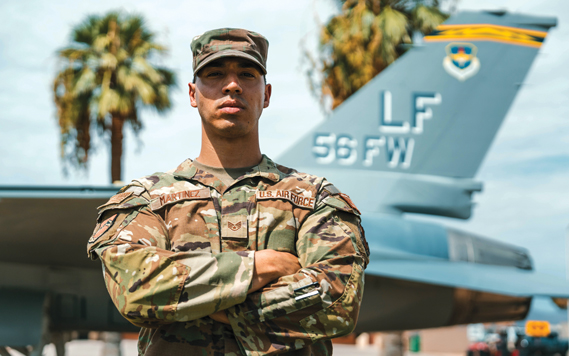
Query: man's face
[{"left": 189, "top": 57, "right": 271, "bottom": 139}]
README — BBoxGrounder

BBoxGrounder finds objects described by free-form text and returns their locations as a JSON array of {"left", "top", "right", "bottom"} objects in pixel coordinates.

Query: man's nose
[{"left": 223, "top": 74, "right": 242, "bottom": 94}]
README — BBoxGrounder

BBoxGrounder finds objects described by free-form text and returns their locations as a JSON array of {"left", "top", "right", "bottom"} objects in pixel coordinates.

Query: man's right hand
[{"left": 248, "top": 250, "right": 301, "bottom": 294}]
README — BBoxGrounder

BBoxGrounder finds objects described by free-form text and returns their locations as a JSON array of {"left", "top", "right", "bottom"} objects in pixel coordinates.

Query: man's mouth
[{"left": 219, "top": 100, "right": 245, "bottom": 114}]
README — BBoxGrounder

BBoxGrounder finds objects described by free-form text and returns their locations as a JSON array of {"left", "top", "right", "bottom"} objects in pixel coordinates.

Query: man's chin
[
  {"left": 203, "top": 115, "right": 257, "bottom": 138},
  {"left": 213, "top": 124, "right": 251, "bottom": 139}
]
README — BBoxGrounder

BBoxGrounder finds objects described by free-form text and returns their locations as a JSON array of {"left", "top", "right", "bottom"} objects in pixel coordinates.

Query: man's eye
[
  {"left": 242, "top": 72, "right": 255, "bottom": 78},
  {"left": 207, "top": 71, "right": 222, "bottom": 77}
]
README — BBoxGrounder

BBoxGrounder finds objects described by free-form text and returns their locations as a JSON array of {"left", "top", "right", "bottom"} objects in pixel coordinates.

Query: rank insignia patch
[
  {"left": 89, "top": 214, "right": 118, "bottom": 243},
  {"left": 228, "top": 221, "right": 242, "bottom": 231},
  {"left": 222, "top": 216, "right": 248, "bottom": 239},
  {"left": 443, "top": 42, "right": 480, "bottom": 81}
]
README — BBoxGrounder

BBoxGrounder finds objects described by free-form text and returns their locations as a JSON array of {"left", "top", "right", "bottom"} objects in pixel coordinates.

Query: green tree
[
  {"left": 305, "top": 0, "right": 448, "bottom": 110},
  {"left": 53, "top": 11, "right": 176, "bottom": 183}
]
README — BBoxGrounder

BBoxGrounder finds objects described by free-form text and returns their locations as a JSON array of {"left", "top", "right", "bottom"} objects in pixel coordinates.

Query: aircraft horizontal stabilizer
[
  {"left": 362, "top": 213, "right": 569, "bottom": 298},
  {"left": 366, "top": 260, "right": 569, "bottom": 298}
]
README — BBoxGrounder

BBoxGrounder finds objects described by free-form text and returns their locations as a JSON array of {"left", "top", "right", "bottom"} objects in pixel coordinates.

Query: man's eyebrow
[
  {"left": 200, "top": 59, "right": 262, "bottom": 74},
  {"left": 238, "top": 61, "right": 259, "bottom": 69},
  {"left": 204, "top": 60, "right": 224, "bottom": 68}
]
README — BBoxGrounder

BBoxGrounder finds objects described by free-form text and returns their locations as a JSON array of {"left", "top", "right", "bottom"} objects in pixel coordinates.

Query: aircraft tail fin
[{"left": 279, "top": 11, "right": 556, "bottom": 179}]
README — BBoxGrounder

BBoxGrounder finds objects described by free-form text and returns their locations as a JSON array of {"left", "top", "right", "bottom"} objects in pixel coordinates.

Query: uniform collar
[
  {"left": 240, "top": 155, "right": 281, "bottom": 183},
  {"left": 173, "top": 154, "right": 281, "bottom": 192}
]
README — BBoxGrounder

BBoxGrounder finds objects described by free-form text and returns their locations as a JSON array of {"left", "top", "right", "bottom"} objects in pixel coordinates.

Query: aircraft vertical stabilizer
[{"left": 278, "top": 11, "right": 556, "bottom": 218}]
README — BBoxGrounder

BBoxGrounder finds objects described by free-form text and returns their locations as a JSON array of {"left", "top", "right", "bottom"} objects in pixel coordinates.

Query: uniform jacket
[{"left": 87, "top": 155, "right": 369, "bottom": 355}]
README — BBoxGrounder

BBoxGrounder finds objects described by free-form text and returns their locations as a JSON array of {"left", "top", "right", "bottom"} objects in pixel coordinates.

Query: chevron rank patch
[{"left": 221, "top": 215, "right": 248, "bottom": 239}]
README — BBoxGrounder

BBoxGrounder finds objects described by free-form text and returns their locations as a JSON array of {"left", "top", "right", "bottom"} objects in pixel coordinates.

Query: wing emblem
[{"left": 443, "top": 42, "right": 480, "bottom": 81}]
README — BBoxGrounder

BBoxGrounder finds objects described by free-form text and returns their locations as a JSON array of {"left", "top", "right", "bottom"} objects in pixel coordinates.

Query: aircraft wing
[
  {"left": 0, "top": 186, "right": 116, "bottom": 269},
  {"left": 362, "top": 214, "right": 569, "bottom": 298},
  {"left": 0, "top": 186, "right": 137, "bottom": 347},
  {"left": 354, "top": 213, "right": 569, "bottom": 332},
  {"left": 366, "top": 260, "right": 569, "bottom": 298}
]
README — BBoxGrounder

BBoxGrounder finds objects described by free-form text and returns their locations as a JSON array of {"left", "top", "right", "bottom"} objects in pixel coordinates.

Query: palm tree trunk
[{"left": 110, "top": 115, "right": 124, "bottom": 183}]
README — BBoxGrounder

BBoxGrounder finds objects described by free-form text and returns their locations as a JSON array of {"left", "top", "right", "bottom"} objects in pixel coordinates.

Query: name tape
[
  {"left": 256, "top": 190, "right": 316, "bottom": 209},
  {"left": 151, "top": 188, "right": 210, "bottom": 210}
]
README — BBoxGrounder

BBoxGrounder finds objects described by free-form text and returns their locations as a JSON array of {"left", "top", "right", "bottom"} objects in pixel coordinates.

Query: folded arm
[
  {"left": 89, "top": 204, "right": 255, "bottom": 328},
  {"left": 88, "top": 195, "right": 303, "bottom": 329},
  {"left": 225, "top": 193, "right": 369, "bottom": 355}
]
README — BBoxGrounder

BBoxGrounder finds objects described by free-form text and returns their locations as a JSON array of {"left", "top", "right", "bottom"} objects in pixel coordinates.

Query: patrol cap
[{"left": 191, "top": 28, "right": 269, "bottom": 76}]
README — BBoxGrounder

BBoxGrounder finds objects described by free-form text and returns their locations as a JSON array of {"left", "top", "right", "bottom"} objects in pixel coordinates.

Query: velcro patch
[
  {"left": 89, "top": 214, "right": 117, "bottom": 243},
  {"left": 339, "top": 193, "right": 361, "bottom": 215},
  {"left": 323, "top": 185, "right": 341, "bottom": 195},
  {"left": 221, "top": 215, "right": 248, "bottom": 239},
  {"left": 151, "top": 188, "right": 210, "bottom": 211},
  {"left": 124, "top": 185, "right": 146, "bottom": 196},
  {"left": 256, "top": 190, "right": 316, "bottom": 209},
  {"left": 97, "top": 191, "right": 133, "bottom": 210}
]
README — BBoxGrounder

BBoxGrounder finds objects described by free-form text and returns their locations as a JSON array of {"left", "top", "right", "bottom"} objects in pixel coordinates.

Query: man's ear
[
  {"left": 263, "top": 83, "right": 272, "bottom": 109},
  {"left": 189, "top": 82, "right": 198, "bottom": 108}
]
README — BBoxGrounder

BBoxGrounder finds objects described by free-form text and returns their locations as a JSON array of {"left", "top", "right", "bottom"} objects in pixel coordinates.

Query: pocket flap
[
  {"left": 322, "top": 194, "right": 360, "bottom": 215},
  {"left": 97, "top": 194, "right": 149, "bottom": 215}
]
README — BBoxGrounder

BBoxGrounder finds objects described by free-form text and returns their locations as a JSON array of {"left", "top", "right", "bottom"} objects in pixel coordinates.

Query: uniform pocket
[
  {"left": 255, "top": 199, "right": 297, "bottom": 254},
  {"left": 166, "top": 198, "right": 216, "bottom": 254}
]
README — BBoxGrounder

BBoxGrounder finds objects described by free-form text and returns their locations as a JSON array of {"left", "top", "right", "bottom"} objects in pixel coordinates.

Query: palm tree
[
  {"left": 304, "top": 0, "right": 448, "bottom": 110},
  {"left": 53, "top": 11, "right": 176, "bottom": 183}
]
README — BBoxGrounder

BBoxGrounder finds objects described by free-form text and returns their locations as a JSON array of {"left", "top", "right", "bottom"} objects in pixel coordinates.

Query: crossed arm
[
  {"left": 89, "top": 197, "right": 367, "bottom": 353},
  {"left": 209, "top": 249, "right": 301, "bottom": 324}
]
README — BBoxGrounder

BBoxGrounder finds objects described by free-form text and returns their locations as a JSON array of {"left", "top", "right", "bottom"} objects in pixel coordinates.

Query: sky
[{"left": 0, "top": 0, "right": 567, "bottom": 288}]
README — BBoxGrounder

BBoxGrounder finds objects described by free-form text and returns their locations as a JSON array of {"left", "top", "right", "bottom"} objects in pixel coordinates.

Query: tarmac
[
  {"left": 3, "top": 340, "right": 387, "bottom": 356},
  {"left": 4, "top": 341, "right": 460, "bottom": 356}
]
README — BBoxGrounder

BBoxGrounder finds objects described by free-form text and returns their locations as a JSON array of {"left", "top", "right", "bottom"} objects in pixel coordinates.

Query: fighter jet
[
  {"left": 278, "top": 10, "right": 566, "bottom": 332},
  {"left": 0, "top": 9, "right": 566, "bottom": 353}
]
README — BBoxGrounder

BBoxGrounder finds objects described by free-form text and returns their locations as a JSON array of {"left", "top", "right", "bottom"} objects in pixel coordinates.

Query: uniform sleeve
[
  {"left": 88, "top": 193, "right": 255, "bottom": 329},
  {"left": 226, "top": 189, "right": 369, "bottom": 355}
]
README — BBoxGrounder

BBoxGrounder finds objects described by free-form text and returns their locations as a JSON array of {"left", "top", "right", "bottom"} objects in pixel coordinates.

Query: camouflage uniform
[{"left": 88, "top": 155, "right": 369, "bottom": 355}]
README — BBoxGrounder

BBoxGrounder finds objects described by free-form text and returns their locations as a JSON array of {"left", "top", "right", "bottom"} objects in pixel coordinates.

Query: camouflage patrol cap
[{"left": 191, "top": 28, "right": 269, "bottom": 76}]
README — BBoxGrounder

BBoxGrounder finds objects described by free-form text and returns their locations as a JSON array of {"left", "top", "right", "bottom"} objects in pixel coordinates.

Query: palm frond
[
  {"left": 53, "top": 10, "right": 176, "bottom": 178},
  {"left": 412, "top": 4, "right": 449, "bottom": 34},
  {"left": 304, "top": 0, "right": 447, "bottom": 110}
]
